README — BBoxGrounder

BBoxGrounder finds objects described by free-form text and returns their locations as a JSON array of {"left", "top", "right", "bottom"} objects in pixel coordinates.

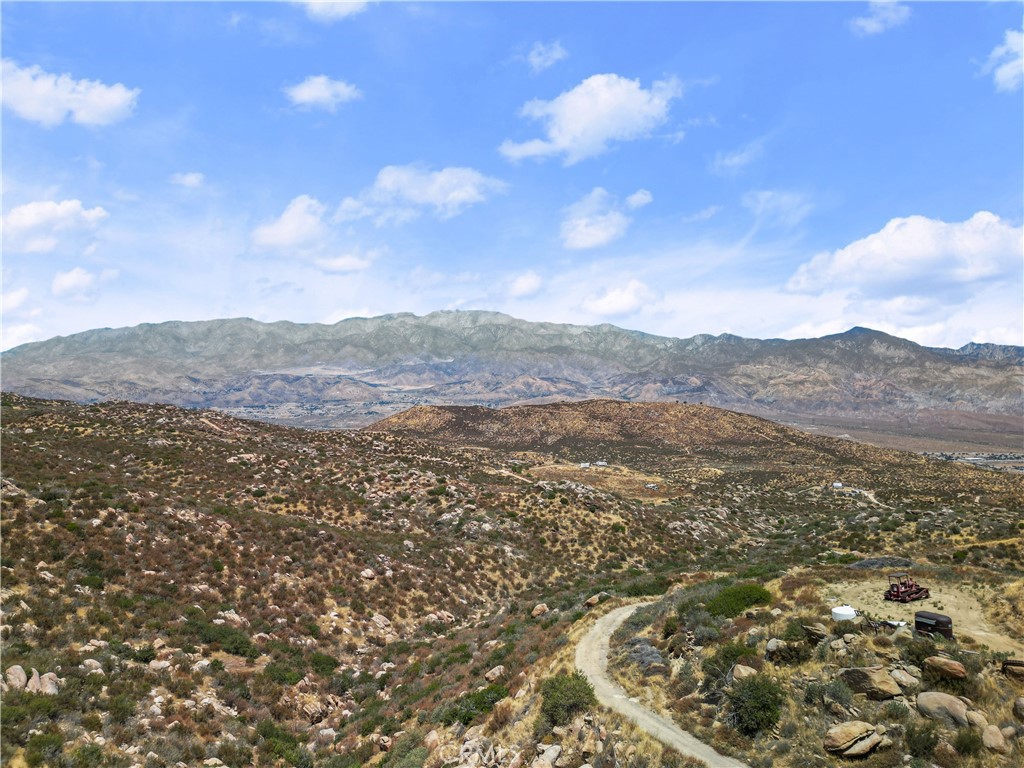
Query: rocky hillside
[
  {"left": 1, "top": 394, "right": 1021, "bottom": 767},
  {"left": 2, "top": 312, "right": 1021, "bottom": 438}
]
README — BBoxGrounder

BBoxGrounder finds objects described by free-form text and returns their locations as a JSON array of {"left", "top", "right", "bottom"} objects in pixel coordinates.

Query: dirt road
[{"left": 576, "top": 603, "right": 749, "bottom": 768}]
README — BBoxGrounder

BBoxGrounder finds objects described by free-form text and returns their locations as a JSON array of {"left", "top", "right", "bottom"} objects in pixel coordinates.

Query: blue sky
[{"left": 2, "top": 1, "right": 1022, "bottom": 351}]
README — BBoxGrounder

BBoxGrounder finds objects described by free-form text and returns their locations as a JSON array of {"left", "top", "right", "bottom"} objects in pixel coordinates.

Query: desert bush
[
  {"left": 706, "top": 583, "right": 771, "bottom": 618},
  {"left": 904, "top": 721, "right": 938, "bottom": 759},
  {"left": 726, "top": 675, "right": 785, "bottom": 736},
  {"left": 952, "top": 728, "right": 982, "bottom": 757},
  {"left": 702, "top": 641, "right": 756, "bottom": 687},
  {"left": 435, "top": 684, "right": 509, "bottom": 727},
  {"left": 539, "top": 671, "right": 596, "bottom": 727},
  {"left": 881, "top": 700, "right": 909, "bottom": 721}
]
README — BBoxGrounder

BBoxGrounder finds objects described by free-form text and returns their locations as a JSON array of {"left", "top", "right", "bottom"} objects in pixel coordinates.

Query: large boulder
[
  {"left": 485, "top": 665, "right": 506, "bottom": 683},
  {"left": 889, "top": 668, "right": 919, "bottom": 690},
  {"left": 5, "top": 665, "right": 27, "bottom": 690},
  {"left": 917, "top": 691, "right": 970, "bottom": 727},
  {"left": 25, "top": 668, "right": 42, "bottom": 694},
  {"left": 39, "top": 672, "right": 60, "bottom": 695},
  {"left": 837, "top": 666, "right": 901, "bottom": 700},
  {"left": 730, "top": 664, "right": 758, "bottom": 682},
  {"left": 824, "top": 721, "right": 875, "bottom": 752},
  {"left": 531, "top": 603, "right": 549, "bottom": 618},
  {"left": 1015, "top": 696, "right": 1024, "bottom": 722},
  {"left": 924, "top": 656, "right": 967, "bottom": 680},
  {"left": 982, "top": 725, "right": 1010, "bottom": 755}
]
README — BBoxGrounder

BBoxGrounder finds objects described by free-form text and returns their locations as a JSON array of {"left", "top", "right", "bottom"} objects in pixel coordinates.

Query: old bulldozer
[{"left": 884, "top": 572, "right": 930, "bottom": 603}]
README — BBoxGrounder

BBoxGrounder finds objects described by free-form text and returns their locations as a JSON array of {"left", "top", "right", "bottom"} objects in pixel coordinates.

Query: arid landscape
[{"left": 1, "top": 394, "right": 1022, "bottom": 767}]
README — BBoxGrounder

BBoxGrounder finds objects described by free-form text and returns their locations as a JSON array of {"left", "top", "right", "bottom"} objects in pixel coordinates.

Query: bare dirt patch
[
  {"left": 530, "top": 462, "right": 673, "bottom": 503},
  {"left": 826, "top": 578, "right": 1024, "bottom": 655}
]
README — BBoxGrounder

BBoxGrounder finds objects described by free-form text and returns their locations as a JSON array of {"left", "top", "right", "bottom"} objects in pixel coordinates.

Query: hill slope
[{"left": 2, "top": 312, "right": 1021, "bottom": 442}]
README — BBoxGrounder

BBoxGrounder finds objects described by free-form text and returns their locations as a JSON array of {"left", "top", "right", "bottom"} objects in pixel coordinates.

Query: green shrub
[
  {"left": 702, "top": 641, "right": 756, "bottom": 686},
  {"left": 952, "top": 728, "right": 983, "bottom": 757},
  {"left": 539, "top": 672, "right": 596, "bottom": 727},
  {"left": 436, "top": 684, "right": 509, "bottom": 726},
  {"left": 727, "top": 675, "right": 785, "bottom": 736},
  {"left": 904, "top": 722, "right": 938, "bottom": 759},
  {"left": 705, "top": 583, "right": 772, "bottom": 618},
  {"left": 264, "top": 661, "right": 304, "bottom": 685},
  {"left": 310, "top": 652, "right": 339, "bottom": 676},
  {"left": 70, "top": 743, "right": 104, "bottom": 767}
]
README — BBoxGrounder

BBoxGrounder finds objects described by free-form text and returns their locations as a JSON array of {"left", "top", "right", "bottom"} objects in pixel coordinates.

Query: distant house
[
  {"left": 594, "top": 461, "right": 608, "bottom": 467},
  {"left": 832, "top": 482, "right": 843, "bottom": 489},
  {"left": 579, "top": 462, "right": 591, "bottom": 469}
]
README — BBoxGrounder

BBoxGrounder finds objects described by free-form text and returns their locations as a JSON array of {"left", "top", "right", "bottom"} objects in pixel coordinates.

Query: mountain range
[{"left": 2, "top": 311, "right": 1021, "bottom": 444}]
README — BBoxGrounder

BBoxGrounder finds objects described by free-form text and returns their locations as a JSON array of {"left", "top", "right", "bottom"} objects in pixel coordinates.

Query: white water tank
[{"left": 832, "top": 605, "right": 857, "bottom": 622}]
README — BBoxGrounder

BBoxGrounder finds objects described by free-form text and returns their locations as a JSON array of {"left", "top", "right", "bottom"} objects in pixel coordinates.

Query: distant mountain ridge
[{"left": 2, "top": 311, "right": 1021, "bottom": 431}]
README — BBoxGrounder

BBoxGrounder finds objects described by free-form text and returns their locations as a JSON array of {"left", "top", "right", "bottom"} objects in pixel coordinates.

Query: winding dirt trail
[{"left": 575, "top": 603, "right": 750, "bottom": 768}]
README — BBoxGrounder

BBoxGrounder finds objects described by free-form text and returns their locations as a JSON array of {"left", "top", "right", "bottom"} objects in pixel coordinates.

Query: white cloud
[
  {"left": 314, "top": 251, "right": 375, "bottom": 273},
  {"left": 742, "top": 190, "right": 812, "bottom": 230},
  {"left": 2, "top": 198, "right": 108, "bottom": 253},
  {"left": 499, "top": 73, "right": 682, "bottom": 165},
  {"left": 170, "top": 172, "right": 205, "bottom": 188},
  {"left": 682, "top": 205, "right": 722, "bottom": 223},
  {"left": 508, "top": 270, "right": 542, "bottom": 298},
  {"left": 252, "top": 195, "right": 329, "bottom": 251},
  {"left": 711, "top": 137, "right": 765, "bottom": 174},
  {"left": 297, "top": 1, "right": 369, "bottom": 23},
  {"left": 2, "top": 287, "right": 30, "bottom": 312},
  {"left": 560, "top": 188, "right": 633, "bottom": 250},
  {"left": 849, "top": 1, "right": 911, "bottom": 36},
  {"left": 336, "top": 164, "right": 507, "bottom": 224},
  {"left": 284, "top": 75, "right": 362, "bottom": 111},
  {"left": 1, "top": 322, "right": 43, "bottom": 350},
  {"left": 982, "top": 27, "right": 1023, "bottom": 93},
  {"left": 527, "top": 41, "right": 567, "bottom": 74},
  {"left": 626, "top": 189, "right": 653, "bottom": 210},
  {"left": 52, "top": 267, "right": 96, "bottom": 296},
  {"left": 1, "top": 59, "right": 139, "bottom": 127},
  {"left": 582, "top": 279, "right": 656, "bottom": 317},
  {"left": 788, "top": 211, "right": 1022, "bottom": 293}
]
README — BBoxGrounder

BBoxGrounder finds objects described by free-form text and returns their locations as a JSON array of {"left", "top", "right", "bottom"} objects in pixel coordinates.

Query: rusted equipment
[
  {"left": 884, "top": 572, "right": 930, "bottom": 602},
  {"left": 914, "top": 610, "right": 953, "bottom": 640}
]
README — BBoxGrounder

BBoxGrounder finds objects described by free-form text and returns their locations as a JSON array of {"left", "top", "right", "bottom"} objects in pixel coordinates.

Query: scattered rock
[
  {"left": 917, "top": 691, "right": 970, "bottom": 727},
  {"left": 924, "top": 656, "right": 967, "bottom": 680},
  {"left": 584, "top": 592, "right": 609, "bottom": 607},
  {"left": 6, "top": 665, "right": 27, "bottom": 690},
  {"left": 1014, "top": 697, "right": 1024, "bottom": 722},
  {"left": 26, "top": 668, "right": 42, "bottom": 693},
  {"left": 485, "top": 665, "right": 506, "bottom": 683},
  {"left": 888, "top": 669, "right": 919, "bottom": 690},
  {"left": 360, "top": 568, "right": 376, "bottom": 580},
  {"left": 803, "top": 623, "right": 828, "bottom": 642},
  {"left": 730, "top": 664, "right": 758, "bottom": 682},
  {"left": 765, "top": 638, "right": 788, "bottom": 660},
  {"left": 149, "top": 659, "right": 172, "bottom": 672},
  {"left": 824, "top": 721, "right": 878, "bottom": 755},
  {"left": 966, "top": 711, "right": 988, "bottom": 729},
  {"left": 424, "top": 730, "right": 440, "bottom": 752},
  {"left": 837, "top": 666, "right": 901, "bottom": 700},
  {"left": 532, "top": 603, "right": 549, "bottom": 618},
  {"left": 982, "top": 725, "right": 1010, "bottom": 754},
  {"left": 39, "top": 672, "right": 60, "bottom": 695}
]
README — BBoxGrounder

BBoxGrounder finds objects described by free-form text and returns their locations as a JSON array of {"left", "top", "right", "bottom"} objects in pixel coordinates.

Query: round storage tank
[{"left": 832, "top": 605, "right": 857, "bottom": 622}]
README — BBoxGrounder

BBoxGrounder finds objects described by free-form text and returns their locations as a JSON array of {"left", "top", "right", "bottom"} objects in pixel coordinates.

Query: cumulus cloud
[
  {"left": 2, "top": 287, "right": 30, "bottom": 312},
  {"left": 1, "top": 323, "right": 43, "bottom": 350},
  {"left": 170, "top": 172, "right": 205, "bottom": 188},
  {"left": 2, "top": 199, "right": 108, "bottom": 253},
  {"left": 284, "top": 75, "right": 362, "bottom": 111},
  {"left": 499, "top": 73, "right": 682, "bottom": 165},
  {"left": 848, "top": 1, "right": 911, "bottom": 36},
  {"left": 252, "top": 195, "right": 329, "bottom": 251},
  {"left": 297, "top": 1, "right": 369, "bottom": 23},
  {"left": 562, "top": 188, "right": 647, "bottom": 250},
  {"left": 1, "top": 59, "right": 139, "bottom": 127},
  {"left": 582, "top": 279, "right": 656, "bottom": 317},
  {"left": 508, "top": 270, "right": 542, "bottom": 298},
  {"left": 626, "top": 189, "right": 653, "bottom": 210},
  {"left": 527, "top": 41, "right": 567, "bottom": 74},
  {"left": 787, "top": 211, "right": 1022, "bottom": 294},
  {"left": 982, "top": 26, "right": 1023, "bottom": 93},
  {"left": 336, "top": 164, "right": 507, "bottom": 224},
  {"left": 52, "top": 267, "right": 111, "bottom": 297}
]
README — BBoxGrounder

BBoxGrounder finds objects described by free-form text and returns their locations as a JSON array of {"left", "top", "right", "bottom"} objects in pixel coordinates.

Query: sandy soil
[{"left": 826, "top": 579, "right": 1024, "bottom": 655}]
